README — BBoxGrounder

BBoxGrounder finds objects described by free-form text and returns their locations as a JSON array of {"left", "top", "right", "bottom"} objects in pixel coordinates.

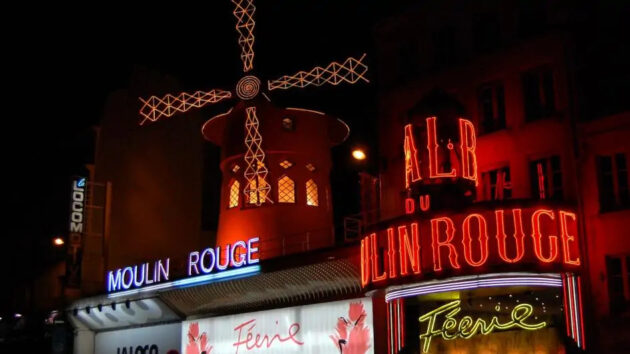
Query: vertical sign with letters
[{"left": 66, "top": 176, "right": 87, "bottom": 288}]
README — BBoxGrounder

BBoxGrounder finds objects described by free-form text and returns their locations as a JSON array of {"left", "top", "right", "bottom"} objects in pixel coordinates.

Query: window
[
  {"left": 473, "top": 12, "right": 501, "bottom": 53},
  {"left": 597, "top": 153, "right": 630, "bottom": 212},
  {"left": 606, "top": 255, "right": 630, "bottom": 314},
  {"left": 432, "top": 26, "right": 457, "bottom": 68},
  {"left": 282, "top": 117, "right": 295, "bottom": 131},
  {"left": 517, "top": 0, "right": 547, "bottom": 37},
  {"left": 480, "top": 166, "right": 512, "bottom": 201},
  {"left": 306, "top": 179, "right": 319, "bottom": 206},
  {"left": 530, "top": 156, "right": 562, "bottom": 200},
  {"left": 277, "top": 175, "right": 295, "bottom": 203},
  {"left": 306, "top": 163, "right": 316, "bottom": 172},
  {"left": 398, "top": 39, "right": 419, "bottom": 80},
  {"left": 247, "top": 177, "right": 269, "bottom": 205},
  {"left": 522, "top": 66, "right": 555, "bottom": 121},
  {"left": 228, "top": 180, "right": 240, "bottom": 208},
  {"left": 279, "top": 160, "right": 293, "bottom": 169},
  {"left": 478, "top": 82, "right": 506, "bottom": 134}
]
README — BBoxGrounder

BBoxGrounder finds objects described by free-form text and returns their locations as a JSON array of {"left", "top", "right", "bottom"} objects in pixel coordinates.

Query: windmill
[{"left": 138, "top": 0, "right": 368, "bottom": 207}]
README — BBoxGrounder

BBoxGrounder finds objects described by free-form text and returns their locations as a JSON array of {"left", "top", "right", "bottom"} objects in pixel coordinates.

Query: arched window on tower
[
  {"left": 247, "top": 177, "right": 269, "bottom": 205},
  {"left": 278, "top": 175, "right": 295, "bottom": 203},
  {"left": 306, "top": 179, "right": 319, "bottom": 206},
  {"left": 228, "top": 180, "right": 240, "bottom": 208}
]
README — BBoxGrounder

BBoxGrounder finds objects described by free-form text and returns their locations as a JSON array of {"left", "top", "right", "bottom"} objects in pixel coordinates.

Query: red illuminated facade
[{"left": 371, "top": 1, "right": 630, "bottom": 352}]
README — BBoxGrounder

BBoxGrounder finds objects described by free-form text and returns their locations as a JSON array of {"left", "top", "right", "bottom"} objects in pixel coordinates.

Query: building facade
[
  {"left": 371, "top": 0, "right": 630, "bottom": 352},
  {"left": 63, "top": 1, "right": 630, "bottom": 354}
]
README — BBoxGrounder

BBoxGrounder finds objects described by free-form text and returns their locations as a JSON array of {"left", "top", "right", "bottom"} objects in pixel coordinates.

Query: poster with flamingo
[{"left": 182, "top": 298, "right": 373, "bottom": 354}]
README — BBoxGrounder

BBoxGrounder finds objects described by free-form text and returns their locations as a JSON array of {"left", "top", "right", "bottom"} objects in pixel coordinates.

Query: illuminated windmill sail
[{"left": 138, "top": 0, "right": 369, "bottom": 206}]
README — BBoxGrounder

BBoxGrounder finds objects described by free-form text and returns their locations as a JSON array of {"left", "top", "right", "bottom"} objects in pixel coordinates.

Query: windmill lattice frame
[{"left": 139, "top": 0, "right": 369, "bottom": 206}]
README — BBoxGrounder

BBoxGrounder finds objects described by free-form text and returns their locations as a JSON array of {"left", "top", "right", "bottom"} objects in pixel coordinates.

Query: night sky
[
  {"left": 4, "top": 0, "right": 628, "bottom": 315},
  {"left": 3, "top": 1, "right": 416, "bottom": 303}
]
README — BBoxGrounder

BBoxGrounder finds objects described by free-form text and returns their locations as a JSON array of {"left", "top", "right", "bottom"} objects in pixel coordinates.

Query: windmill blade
[
  {"left": 138, "top": 89, "right": 232, "bottom": 125},
  {"left": 242, "top": 106, "right": 272, "bottom": 206},
  {"left": 232, "top": 0, "right": 256, "bottom": 73},
  {"left": 267, "top": 54, "right": 369, "bottom": 91}
]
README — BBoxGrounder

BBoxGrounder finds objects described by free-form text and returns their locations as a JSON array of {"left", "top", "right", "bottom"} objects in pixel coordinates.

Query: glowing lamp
[
  {"left": 53, "top": 237, "right": 65, "bottom": 246},
  {"left": 352, "top": 148, "right": 367, "bottom": 161}
]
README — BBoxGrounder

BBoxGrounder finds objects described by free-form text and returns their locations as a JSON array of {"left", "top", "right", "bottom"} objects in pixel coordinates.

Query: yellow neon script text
[{"left": 418, "top": 300, "right": 547, "bottom": 353}]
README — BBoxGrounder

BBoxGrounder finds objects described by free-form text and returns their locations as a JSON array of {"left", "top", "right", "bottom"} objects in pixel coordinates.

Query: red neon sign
[
  {"left": 402, "top": 117, "right": 478, "bottom": 187},
  {"left": 361, "top": 206, "right": 581, "bottom": 287}
]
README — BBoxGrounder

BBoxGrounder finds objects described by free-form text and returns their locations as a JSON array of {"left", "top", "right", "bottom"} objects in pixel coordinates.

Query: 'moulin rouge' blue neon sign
[{"left": 106, "top": 237, "right": 260, "bottom": 296}]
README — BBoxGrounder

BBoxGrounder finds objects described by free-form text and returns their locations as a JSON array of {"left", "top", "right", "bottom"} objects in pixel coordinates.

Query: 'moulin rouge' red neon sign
[
  {"left": 360, "top": 206, "right": 581, "bottom": 287},
  {"left": 361, "top": 115, "right": 581, "bottom": 288}
]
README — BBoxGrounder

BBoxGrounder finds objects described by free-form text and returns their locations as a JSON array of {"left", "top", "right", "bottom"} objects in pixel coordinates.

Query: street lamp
[
  {"left": 352, "top": 148, "right": 367, "bottom": 161},
  {"left": 53, "top": 237, "right": 65, "bottom": 246}
]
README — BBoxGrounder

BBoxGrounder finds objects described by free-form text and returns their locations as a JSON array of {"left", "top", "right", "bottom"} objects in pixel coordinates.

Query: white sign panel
[
  {"left": 95, "top": 323, "right": 181, "bottom": 354},
  {"left": 182, "top": 298, "right": 374, "bottom": 354}
]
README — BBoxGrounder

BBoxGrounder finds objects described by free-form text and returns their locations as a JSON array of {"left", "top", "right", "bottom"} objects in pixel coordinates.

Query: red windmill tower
[{"left": 138, "top": 0, "right": 368, "bottom": 259}]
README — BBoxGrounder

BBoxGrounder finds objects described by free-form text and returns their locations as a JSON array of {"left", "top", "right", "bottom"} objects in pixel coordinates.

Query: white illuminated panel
[
  {"left": 182, "top": 297, "right": 374, "bottom": 354},
  {"left": 95, "top": 323, "right": 181, "bottom": 354}
]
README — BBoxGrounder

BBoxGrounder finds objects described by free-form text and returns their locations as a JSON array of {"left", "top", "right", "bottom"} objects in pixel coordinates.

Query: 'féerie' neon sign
[{"left": 418, "top": 300, "right": 547, "bottom": 353}]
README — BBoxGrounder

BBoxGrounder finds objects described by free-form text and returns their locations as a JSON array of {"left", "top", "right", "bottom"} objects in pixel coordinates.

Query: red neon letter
[
  {"left": 405, "top": 198, "right": 415, "bottom": 214},
  {"left": 461, "top": 213, "right": 489, "bottom": 267},
  {"left": 427, "top": 117, "right": 456, "bottom": 178},
  {"left": 495, "top": 209, "right": 526, "bottom": 263},
  {"left": 459, "top": 118, "right": 478, "bottom": 185},
  {"left": 370, "top": 233, "right": 387, "bottom": 282},
  {"left": 398, "top": 223, "right": 421, "bottom": 276},
  {"left": 419, "top": 194, "right": 430, "bottom": 211},
  {"left": 360, "top": 237, "right": 370, "bottom": 287},
  {"left": 387, "top": 227, "right": 397, "bottom": 278},
  {"left": 559, "top": 211, "right": 581, "bottom": 266},
  {"left": 531, "top": 209, "right": 559, "bottom": 263},
  {"left": 404, "top": 124, "right": 422, "bottom": 187},
  {"left": 430, "top": 217, "right": 460, "bottom": 271}
]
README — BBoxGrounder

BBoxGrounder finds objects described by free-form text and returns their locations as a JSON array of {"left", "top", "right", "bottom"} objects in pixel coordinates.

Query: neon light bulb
[
  {"left": 360, "top": 237, "right": 371, "bottom": 287},
  {"left": 459, "top": 118, "right": 478, "bottom": 185},
  {"left": 559, "top": 211, "right": 580, "bottom": 266},
  {"left": 404, "top": 124, "right": 422, "bottom": 188},
  {"left": 461, "top": 213, "right": 489, "bottom": 267},
  {"left": 495, "top": 209, "right": 525, "bottom": 263},
  {"left": 405, "top": 197, "right": 415, "bottom": 214},
  {"left": 419, "top": 194, "right": 431, "bottom": 211},
  {"left": 387, "top": 301, "right": 392, "bottom": 354},
  {"left": 370, "top": 233, "right": 387, "bottom": 282},
  {"left": 537, "top": 162, "right": 546, "bottom": 199},
  {"left": 385, "top": 273, "right": 562, "bottom": 302},
  {"left": 430, "top": 217, "right": 460, "bottom": 271},
  {"left": 531, "top": 209, "right": 559, "bottom": 263},
  {"left": 577, "top": 276, "right": 586, "bottom": 349},
  {"left": 387, "top": 228, "right": 397, "bottom": 279},
  {"left": 398, "top": 223, "right": 421, "bottom": 276},
  {"left": 427, "top": 117, "right": 456, "bottom": 178}
]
